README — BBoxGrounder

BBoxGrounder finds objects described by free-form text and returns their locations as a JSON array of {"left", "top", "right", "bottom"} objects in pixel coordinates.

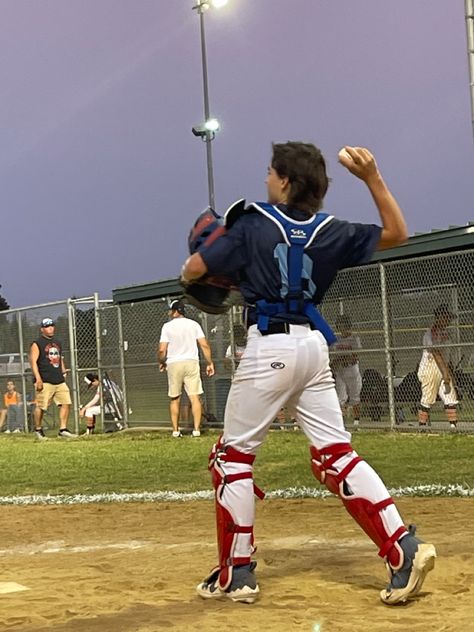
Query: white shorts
[
  {"left": 223, "top": 324, "right": 350, "bottom": 454},
  {"left": 84, "top": 405, "right": 100, "bottom": 419}
]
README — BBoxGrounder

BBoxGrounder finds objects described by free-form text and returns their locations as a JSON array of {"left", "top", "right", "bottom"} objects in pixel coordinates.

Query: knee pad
[
  {"left": 310, "top": 444, "right": 407, "bottom": 568},
  {"left": 444, "top": 404, "right": 457, "bottom": 410},
  {"left": 418, "top": 404, "right": 430, "bottom": 413},
  {"left": 208, "top": 437, "right": 265, "bottom": 590}
]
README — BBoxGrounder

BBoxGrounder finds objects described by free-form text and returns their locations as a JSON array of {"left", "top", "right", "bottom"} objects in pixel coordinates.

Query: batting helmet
[{"left": 184, "top": 200, "right": 247, "bottom": 315}]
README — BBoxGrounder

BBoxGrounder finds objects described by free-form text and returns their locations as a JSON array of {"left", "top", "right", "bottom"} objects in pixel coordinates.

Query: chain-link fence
[{"left": 1, "top": 250, "right": 473, "bottom": 435}]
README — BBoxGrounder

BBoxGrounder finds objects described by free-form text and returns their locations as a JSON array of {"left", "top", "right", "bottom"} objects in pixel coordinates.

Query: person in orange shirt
[{"left": 0, "top": 380, "right": 23, "bottom": 433}]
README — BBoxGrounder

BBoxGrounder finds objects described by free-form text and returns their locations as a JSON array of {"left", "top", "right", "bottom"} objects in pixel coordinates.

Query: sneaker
[
  {"left": 12, "top": 429, "right": 22, "bottom": 433},
  {"left": 449, "top": 423, "right": 458, "bottom": 431},
  {"left": 4, "top": 429, "right": 11, "bottom": 434},
  {"left": 192, "top": 430, "right": 201, "bottom": 437},
  {"left": 172, "top": 430, "right": 183, "bottom": 438},
  {"left": 58, "top": 429, "right": 78, "bottom": 439},
  {"left": 353, "top": 419, "right": 360, "bottom": 429},
  {"left": 380, "top": 525, "right": 436, "bottom": 605},
  {"left": 196, "top": 562, "right": 260, "bottom": 604},
  {"left": 35, "top": 428, "right": 48, "bottom": 441},
  {"left": 85, "top": 427, "right": 94, "bottom": 436}
]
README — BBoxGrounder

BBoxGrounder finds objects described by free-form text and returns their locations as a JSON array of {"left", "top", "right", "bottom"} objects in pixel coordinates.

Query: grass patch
[{"left": 0, "top": 430, "right": 472, "bottom": 497}]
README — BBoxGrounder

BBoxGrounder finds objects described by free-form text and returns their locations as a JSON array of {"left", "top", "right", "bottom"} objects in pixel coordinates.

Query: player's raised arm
[{"left": 338, "top": 146, "right": 408, "bottom": 250}]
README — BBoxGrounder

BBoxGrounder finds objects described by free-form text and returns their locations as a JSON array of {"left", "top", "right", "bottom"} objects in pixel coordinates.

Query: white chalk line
[
  {"left": 0, "top": 535, "right": 369, "bottom": 559},
  {"left": 0, "top": 484, "right": 472, "bottom": 507},
  {"left": 0, "top": 582, "right": 30, "bottom": 595}
]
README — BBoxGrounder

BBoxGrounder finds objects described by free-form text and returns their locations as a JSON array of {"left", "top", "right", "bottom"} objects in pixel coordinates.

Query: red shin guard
[
  {"left": 208, "top": 437, "right": 264, "bottom": 590},
  {"left": 310, "top": 444, "right": 407, "bottom": 569}
]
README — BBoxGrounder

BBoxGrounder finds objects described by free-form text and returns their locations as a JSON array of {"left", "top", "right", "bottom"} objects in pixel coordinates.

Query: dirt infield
[{"left": 0, "top": 497, "right": 472, "bottom": 632}]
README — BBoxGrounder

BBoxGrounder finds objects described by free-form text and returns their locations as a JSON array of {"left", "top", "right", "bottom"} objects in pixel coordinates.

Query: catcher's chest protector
[{"left": 249, "top": 203, "right": 336, "bottom": 344}]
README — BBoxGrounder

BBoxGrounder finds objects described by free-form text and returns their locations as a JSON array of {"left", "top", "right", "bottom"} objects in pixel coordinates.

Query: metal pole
[
  {"left": 380, "top": 264, "right": 396, "bottom": 430},
  {"left": 17, "top": 312, "right": 29, "bottom": 432},
  {"left": 198, "top": 4, "right": 216, "bottom": 209},
  {"left": 116, "top": 305, "right": 129, "bottom": 427},
  {"left": 466, "top": 0, "right": 474, "bottom": 147},
  {"left": 93, "top": 292, "right": 105, "bottom": 433},
  {"left": 67, "top": 299, "right": 80, "bottom": 434}
]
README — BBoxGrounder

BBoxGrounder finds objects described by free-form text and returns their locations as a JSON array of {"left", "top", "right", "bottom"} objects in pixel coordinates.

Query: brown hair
[{"left": 271, "top": 141, "right": 330, "bottom": 214}]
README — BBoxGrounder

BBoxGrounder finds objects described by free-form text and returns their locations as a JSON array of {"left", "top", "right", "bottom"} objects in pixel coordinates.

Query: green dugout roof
[{"left": 112, "top": 222, "right": 474, "bottom": 304}]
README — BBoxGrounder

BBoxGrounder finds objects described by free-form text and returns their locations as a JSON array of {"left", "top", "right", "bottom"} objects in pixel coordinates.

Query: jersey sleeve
[
  {"left": 159, "top": 323, "right": 170, "bottom": 343},
  {"left": 336, "top": 220, "right": 382, "bottom": 267},
  {"left": 195, "top": 322, "right": 205, "bottom": 339},
  {"left": 199, "top": 218, "right": 249, "bottom": 277},
  {"left": 422, "top": 330, "right": 433, "bottom": 348}
]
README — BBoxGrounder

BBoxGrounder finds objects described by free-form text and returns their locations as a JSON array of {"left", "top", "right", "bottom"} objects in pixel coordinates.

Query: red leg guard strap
[
  {"left": 210, "top": 436, "right": 265, "bottom": 499},
  {"left": 222, "top": 472, "right": 265, "bottom": 500}
]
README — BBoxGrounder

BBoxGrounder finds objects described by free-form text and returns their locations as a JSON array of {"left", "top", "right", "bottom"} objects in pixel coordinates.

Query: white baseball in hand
[{"left": 338, "top": 147, "right": 352, "bottom": 162}]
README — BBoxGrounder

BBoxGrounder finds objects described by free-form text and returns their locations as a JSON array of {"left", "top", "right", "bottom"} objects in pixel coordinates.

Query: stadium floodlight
[
  {"left": 191, "top": 0, "right": 229, "bottom": 209},
  {"left": 192, "top": 118, "right": 220, "bottom": 139},
  {"left": 204, "top": 118, "right": 220, "bottom": 132},
  {"left": 211, "top": 0, "right": 228, "bottom": 8}
]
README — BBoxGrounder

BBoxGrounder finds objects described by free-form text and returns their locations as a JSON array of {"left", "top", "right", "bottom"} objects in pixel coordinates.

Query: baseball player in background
[
  {"left": 182, "top": 142, "right": 436, "bottom": 605},
  {"left": 418, "top": 304, "right": 458, "bottom": 429},
  {"left": 331, "top": 314, "right": 362, "bottom": 429}
]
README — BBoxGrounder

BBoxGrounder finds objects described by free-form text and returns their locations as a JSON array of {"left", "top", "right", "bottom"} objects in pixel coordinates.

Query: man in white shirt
[{"left": 158, "top": 299, "right": 215, "bottom": 437}]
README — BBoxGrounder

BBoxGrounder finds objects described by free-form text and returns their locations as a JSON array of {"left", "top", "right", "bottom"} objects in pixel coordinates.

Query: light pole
[
  {"left": 192, "top": 0, "right": 227, "bottom": 210},
  {"left": 466, "top": 0, "right": 474, "bottom": 147}
]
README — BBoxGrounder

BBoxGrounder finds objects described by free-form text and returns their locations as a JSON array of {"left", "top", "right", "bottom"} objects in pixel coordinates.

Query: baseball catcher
[{"left": 181, "top": 141, "right": 436, "bottom": 606}]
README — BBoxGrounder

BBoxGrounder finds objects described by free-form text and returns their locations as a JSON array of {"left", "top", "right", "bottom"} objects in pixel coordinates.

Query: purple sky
[{"left": 1, "top": 0, "right": 473, "bottom": 307}]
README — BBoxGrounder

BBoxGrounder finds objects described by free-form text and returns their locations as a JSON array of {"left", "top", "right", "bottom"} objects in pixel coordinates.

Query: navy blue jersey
[{"left": 200, "top": 204, "right": 381, "bottom": 325}]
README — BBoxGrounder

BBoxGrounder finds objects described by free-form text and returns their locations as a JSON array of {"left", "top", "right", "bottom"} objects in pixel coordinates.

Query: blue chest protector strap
[{"left": 251, "top": 203, "right": 337, "bottom": 345}]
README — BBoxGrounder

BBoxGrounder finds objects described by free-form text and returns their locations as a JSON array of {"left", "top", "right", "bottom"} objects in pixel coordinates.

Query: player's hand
[
  {"left": 35, "top": 379, "right": 44, "bottom": 392},
  {"left": 79, "top": 408, "right": 85, "bottom": 418},
  {"left": 443, "top": 380, "right": 451, "bottom": 395},
  {"left": 338, "top": 146, "right": 379, "bottom": 182},
  {"left": 206, "top": 362, "right": 215, "bottom": 377},
  {"left": 159, "top": 362, "right": 167, "bottom": 372}
]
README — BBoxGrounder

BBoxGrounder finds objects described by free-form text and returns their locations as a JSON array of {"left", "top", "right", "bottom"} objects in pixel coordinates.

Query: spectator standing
[
  {"left": 418, "top": 304, "right": 458, "bottom": 430},
  {"left": 331, "top": 315, "right": 363, "bottom": 429},
  {"left": 30, "top": 317, "right": 76, "bottom": 440},
  {"left": 158, "top": 299, "right": 214, "bottom": 437},
  {"left": 224, "top": 324, "right": 247, "bottom": 370}
]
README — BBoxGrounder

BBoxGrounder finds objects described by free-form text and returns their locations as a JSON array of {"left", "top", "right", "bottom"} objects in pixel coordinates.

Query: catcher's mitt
[{"left": 184, "top": 200, "right": 247, "bottom": 314}]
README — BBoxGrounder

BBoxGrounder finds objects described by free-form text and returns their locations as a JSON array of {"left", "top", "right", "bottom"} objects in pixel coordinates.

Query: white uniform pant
[
  {"left": 418, "top": 360, "right": 458, "bottom": 407},
  {"left": 219, "top": 325, "right": 404, "bottom": 560},
  {"left": 334, "top": 365, "right": 362, "bottom": 406}
]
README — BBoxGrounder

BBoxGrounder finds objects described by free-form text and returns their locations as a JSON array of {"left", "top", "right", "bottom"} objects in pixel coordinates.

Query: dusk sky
[{"left": 1, "top": 0, "right": 473, "bottom": 308}]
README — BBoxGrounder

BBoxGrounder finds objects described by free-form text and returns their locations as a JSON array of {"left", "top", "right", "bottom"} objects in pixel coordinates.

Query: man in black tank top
[{"left": 30, "top": 317, "right": 76, "bottom": 439}]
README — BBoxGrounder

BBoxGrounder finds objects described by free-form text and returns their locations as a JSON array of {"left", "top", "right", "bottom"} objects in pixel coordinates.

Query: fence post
[
  {"left": 93, "top": 292, "right": 105, "bottom": 433},
  {"left": 17, "top": 312, "right": 29, "bottom": 432},
  {"left": 116, "top": 304, "right": 129, "bottom": 426},
  {"left": 67, "top": 299, "right": 80, "bottom": 434},
  {"left": 380, "top": 263, "right": 396, "bottom": 429}
]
